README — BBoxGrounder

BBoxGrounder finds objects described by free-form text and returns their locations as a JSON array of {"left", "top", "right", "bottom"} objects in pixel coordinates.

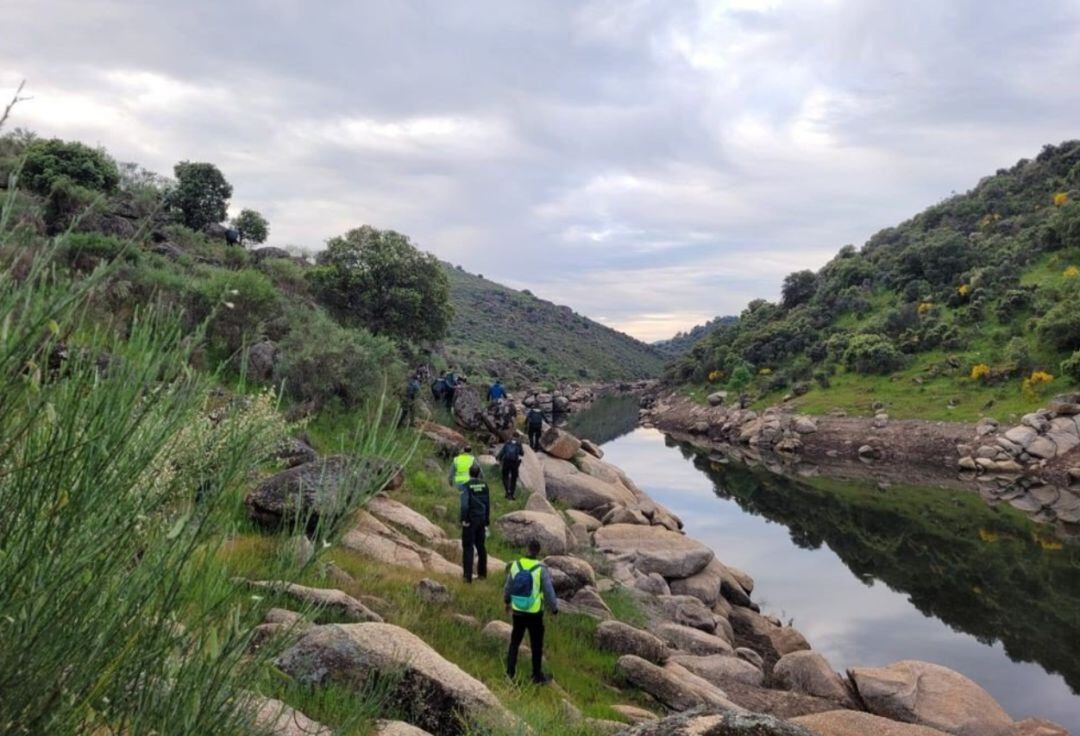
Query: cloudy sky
[{"left": 4, "top": 1, "right": 1080, "bottom": 341}]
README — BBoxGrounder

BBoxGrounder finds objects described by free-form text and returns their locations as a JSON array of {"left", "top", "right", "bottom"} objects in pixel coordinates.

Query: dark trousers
[
  {"left": 527, "top": 425, "right": 542, "bottom": 450},
  {"left": 507, "top": 612, "right": 544, "bottom": 680},
  {"left": 461, "top": 524, "right": 487, "bottom": 582},
  {"left": 501, "top": 462, "right": 520, "bottom": 498}
]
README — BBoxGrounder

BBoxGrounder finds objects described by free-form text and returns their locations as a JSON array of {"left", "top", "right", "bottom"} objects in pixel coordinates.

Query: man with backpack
[
  {"left": 460, "top": 465, "right": 490, "bottom": 583},
  {"left": 487, "top": 378, "right": 506, "bottom": 402},
  {"left": 525, "top": 406, "right": 545, "bottom": 451},
  {"left": 448, "top": 445, "right": 479, "bottom": 491},
  {"left": 496, "top": 435, "right": 524, "bottom": 500},
  {"left": 504, "top": 538, "right": 558, "bottom": 684}
]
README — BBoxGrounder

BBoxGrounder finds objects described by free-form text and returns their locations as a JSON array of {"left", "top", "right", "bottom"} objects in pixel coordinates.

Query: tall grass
[{"left": 0, "top": 177, "right": 408, "bottom": 733}]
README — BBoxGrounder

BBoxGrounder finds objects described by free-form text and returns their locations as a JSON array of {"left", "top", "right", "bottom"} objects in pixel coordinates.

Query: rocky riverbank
[
  {"left": 645, "top": 392, "right": 1080, "bottom": 537},
  {"left": 239, "top": 419, "right": 1070, "bottom": 735}
]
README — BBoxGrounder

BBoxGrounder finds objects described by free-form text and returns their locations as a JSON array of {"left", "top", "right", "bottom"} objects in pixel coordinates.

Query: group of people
[{"left": 449, "top": 425, "right": 558, "bottom": 685}]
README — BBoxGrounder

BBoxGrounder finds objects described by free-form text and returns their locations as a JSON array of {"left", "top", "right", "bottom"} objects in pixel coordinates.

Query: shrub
[
  {"left": 43, "top": 177, "right": 99, "bottom": 235},
  {"left": 970, "top": 363, "right": 991, "bottom": 382},
  {"left": 1022, "top": 370, "right": 1055, "bottom": 400},
  {"left": 781, "top": 270, "right": 818, "bottom": 309},
  {"left": 310, "top": 225, "right": 452, "bottom": 343},
  {"left": 21, "top": 138, "right": 120, "bottom": 195},
  {"left": 843, "top": 333, "right": 905, "bottom": 374},
  {"left": 1036, "top": 295, "right": 1080, "bottom": 351},
  {"left": 232, "top": 208, "right": 269, "bottom": 244},
  {"left": 170, "top": 161, "right": 232, "bottom": 230},
  {"left": 57, "top": 232, "right": 137, "bottom": 270},
  {"left": 727, "top": 364, "right": 752, "bottom": 394},
  {"left": 275, "top": 306, "right": 404, "bottom": 407},
  {"left": 1061, "top": 351, "right": 1080, "bottom": 383},
  {"left": 193, "top": 268, "right": 280, "bottom": 355}
]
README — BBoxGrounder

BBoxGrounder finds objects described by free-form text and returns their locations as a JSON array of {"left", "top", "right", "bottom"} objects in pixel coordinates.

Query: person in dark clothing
[
  {"left": 525, "top": 406, "right": 545, "bottom": 451},
  {"left": 487, "top": 379, "right": 506, "bottom": 402},
  {"left": 496, "top": 435, "right": 524, "bottom": 500},
  {"left": 504, "top": 538, "right": 558, "bottom": 684},
  {"left": 443, "top": 370, "right": 459, "bottom": 409},
  {"left": 460, "top": 465, "right": 490, "bottom": 583},
  {"left": 402, "top": 374, "right": 421, "bottom": 426}
]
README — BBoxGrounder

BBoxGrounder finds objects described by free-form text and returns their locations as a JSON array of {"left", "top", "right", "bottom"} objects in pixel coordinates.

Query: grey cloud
[{"left": 4, "top": 0, "right": 1080, "bottom": 341}]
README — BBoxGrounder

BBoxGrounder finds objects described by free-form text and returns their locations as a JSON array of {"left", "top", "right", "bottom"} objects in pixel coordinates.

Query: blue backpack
[{"left": 509, "top": 559, "right": 542, "bottom": 612}]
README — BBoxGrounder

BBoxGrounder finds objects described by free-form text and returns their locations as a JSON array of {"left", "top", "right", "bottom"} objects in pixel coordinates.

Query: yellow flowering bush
[
  {"left": 970, "top": 363, "right": 990, "bottom": 382},
  {"left": 1022, "top": 370, "right": 1054, "bottom": 400},
  {"left": 957, "top": 284, "right": 971, "bottom": 296},
  {"left": 708, "top": 370, "right": 725, "bottom": 383},
  {"left": 917, "top": 302, "right": 933, "bottom": 316},
  {"left": 758, "top": 367, "right": 773, "bottom": 376},
  {"left": 1064, "top": 265, "right": 1079, "bottom": 279},
  {"left": 1053, "top": 192, "right": 1069, "bottom": 206}
]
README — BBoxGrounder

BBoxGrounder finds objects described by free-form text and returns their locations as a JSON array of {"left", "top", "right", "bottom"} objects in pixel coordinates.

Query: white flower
[
  {"left": 224, "top": 301, "right": 235, "bottom": 309},
  {"left": 229, "top": 289, "right": 239, "bottom": 295},
  {"left": 250, "top": 595, "right": 263, "bottom": 601}
]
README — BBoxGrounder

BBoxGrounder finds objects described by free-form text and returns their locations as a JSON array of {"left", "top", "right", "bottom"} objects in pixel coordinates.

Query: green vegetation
[
  {"left": 670, "top": 141, "right": 1080, "bottom": 420},
  {"left": 311, "top": 225, "right": 452, "bottom": 344},
  {"left": 442, "top": 263, "right": 665, "bottom": 386},
  {"left": 233, "top": 207, "right": 270, "bottom": 244},
  {"left": 652, "top": 315, "right": 737, "bottom": 359},
  {"left": 21, "top": 137, "right": 120, "bottom": 195},
  {"left": 171, "top": 160, "right": 233, "bottom": 230}
]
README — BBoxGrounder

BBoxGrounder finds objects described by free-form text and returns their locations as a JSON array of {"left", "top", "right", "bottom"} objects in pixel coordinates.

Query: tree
[
  {"left": 232, "top": 209, "right": 269, "bottom": 244},
  {"left": 843, "top": 333, "right": 904, "bottom": 374},
  {"left": 781, "top": 270, "right": 818, "bottom": 309},
  {"left": 310, "top": 225, "right": 452, "bottom": 343},
  {"left": 171, "top": 161, "right": 232, "bottom": 230},
  {"left": 21, "top": 139, "right": 120, "bottom": 196}
]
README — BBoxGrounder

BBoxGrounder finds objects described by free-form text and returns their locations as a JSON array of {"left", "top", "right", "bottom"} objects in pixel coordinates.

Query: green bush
[
  {"left": 1062, "top": 350, "right": 1080, "bottom": 384},
  {"left": 57, "top": 232, "right": 138, "bottom": 270},
  {"left": 310, "top": 225, "right": 452, "bottom": 343},
  {"left": 275, "top": 306, "right": 403, "bottom": 407},
  {"left": 170, "top": 161, "right": 232, "bottom": 230},
  {"left": 1036, "top": 294, "right": 1080, "bottom": 352},
  {"left": 843, "top": 333, "right": 905, "bottom": 374},
  {"left": 194, "top": 268, "right": 280, "bottom": 355},
  {"left": 43, "top": 177, "right": 99, "bottom": 234},
  {"left": 21, "top": 138, "right": 120, "bottom": 196},
  {"left": 232, "top": 208, "right": 269, "bottom": 244}
]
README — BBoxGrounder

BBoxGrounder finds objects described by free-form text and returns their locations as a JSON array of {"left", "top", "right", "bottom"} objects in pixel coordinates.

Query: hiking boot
[{"left": 531, "top": 674, "right": 552, "bottom": 685}]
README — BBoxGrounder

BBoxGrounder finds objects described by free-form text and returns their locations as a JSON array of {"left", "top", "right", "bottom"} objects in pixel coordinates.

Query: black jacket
[{"left": 460, "top": 480, "right": 491, "bottom": 526}]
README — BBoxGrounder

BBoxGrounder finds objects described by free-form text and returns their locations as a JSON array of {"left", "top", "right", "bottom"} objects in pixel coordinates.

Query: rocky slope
[{"left": 237, "top": 417, "right": 1070, "bottom": 735}]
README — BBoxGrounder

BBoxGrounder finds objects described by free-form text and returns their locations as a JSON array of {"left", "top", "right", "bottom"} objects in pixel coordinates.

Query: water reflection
[
  {"left": 563, "top": 394, "right": 641, "bottom": 445},
  {"left": 597, "top": 426, "right": 1080, "bottom": 731}
]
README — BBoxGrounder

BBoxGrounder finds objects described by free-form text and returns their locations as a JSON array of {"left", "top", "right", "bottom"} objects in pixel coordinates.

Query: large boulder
[
  {"left": 1004, "top": 719, "right": 1070, "bottom": 736},
  {"left": 272, "top": 437, "right": 318, "bottom": 468},
  {"left": 494, "top": 510, "right": 569, "bottom": 556},
  {"left": 565, "top": 587, "right": 613, "bottom": 619},
  {"left": 247, "top": 340, "right": 279, "bottom": 381},
  {"left": 654, "top": 622, "right": 733, "bottom": 655},
  {"left": 617, "top": 710, "right": 814, "bottom": 736},
  {"left": 518, "top": 446, "right": 546, "bottom": 496},
  {"left": 418, "top": 421, "right": 468, "bottom": 457},
  {"left": 276, "top": 623, "right": 511, "bottom": 736},
  {"left": 368, "top": 495, "right": 447, "bottom": 540},
  {"left": 730, "top": 607, "right": 810, "bottom": 672},
  {"left": 373, "top": 720, "right": 435, "bottom": 736},
  {"left": 244, "top": 581, "right": 382, "bottom": 623},
  {"left": 246, "top": 457, "right": 400, "bottom": 533},
  {"left": 594, "top": 524, "right": 714, "bottom": 578},
  {"left": 342, "top": 514, "right": 459, "bottom": 576},
  {"left": 669, "top": 558, "right": 750, "bottom": 607},
  {"left": 848, "top": 660, "right": 1014, "bottom": 736},
  {"left": 668, "top": 653, "right": 764, "bottom": 687},
  {"left": 791, "top": 710, "right": 952, "bottom": 736},
  {"left": 773, "top": 651, "right": 855, "bottom": 707},
  {"left": 540, "top": 426, "right": 582, "bottom": 459},
  {"left": 543, "top": 555, "right": 596, "bottom": 597},
  {"left": 654, "top": 594, "right": 722, "bottom": 633},
  {"left": 565, "top": 509, "right": 601, "bottom": 531},
  {"left": 615, "top": 655, "right": 741, "bottom": 712},
  {"left": 595, "top": 620, "right": 669, "bottom": 664},
  {"left": 247, "top": 695, "right": 332, "bottom": 736},
  {"left": 524, "top": 492, "right": 559, "bottom": 516},
  {"left": 541, "top": 455, "right": 638, "bottom": 510}
]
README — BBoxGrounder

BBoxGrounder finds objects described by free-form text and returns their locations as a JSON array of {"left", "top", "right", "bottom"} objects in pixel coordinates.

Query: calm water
[{"left": 573, "top": 402, "right": 1080, "bottom": 731}]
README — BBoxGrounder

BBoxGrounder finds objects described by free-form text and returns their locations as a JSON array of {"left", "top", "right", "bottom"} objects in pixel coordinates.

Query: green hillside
[
  {"left": 670, "top": 140, "right": 1080, "bottom": 422},
  {"left": 441, "top": 263, "right": 666, "bottom": 386},
  {"left": 652, "top": 315, "right": 737, "bottom": 358}
]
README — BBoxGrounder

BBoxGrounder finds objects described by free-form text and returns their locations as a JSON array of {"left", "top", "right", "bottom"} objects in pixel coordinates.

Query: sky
[{"left": 4, "top": 0, "right": 1080, "bottom": 341}]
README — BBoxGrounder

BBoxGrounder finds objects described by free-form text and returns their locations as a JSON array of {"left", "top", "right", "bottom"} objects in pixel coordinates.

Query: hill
[
  {"left": 440, "top": 263, "right": 666, "bottom": 386},
  {"left": 669, "top": 140, "right": 1080, "bottom": 422},
  {"left": 652, "top": 315, "right": 737, "bottom": 358}
]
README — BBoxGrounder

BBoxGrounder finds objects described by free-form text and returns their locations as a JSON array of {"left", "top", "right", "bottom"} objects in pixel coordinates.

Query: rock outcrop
[
  {"left": 494, "top": 510, "right": 569, "bottom": 555},
  {"left": 276, "top": 623, "right": 512, "bottom": 736},
  {"left": 791, "top": 710, "right": 953, "bottom": 735},
  {"left": 848, "top": 660, "right": 1014, "bottom": 736},
  {"left": 595, "top": 620, "right": 669, "bottom": 664},
  {"left": 616, "top": 709, "right": 815, "bottom": 736},
  {"left": 773, "top": 651, "right": 855, "bottom": 707},
  {"left": 244, "top": 580, "right": 382, "bottom": 623},
  {"left": 594, "top": 524, "right": 714, "bottom": 578}
]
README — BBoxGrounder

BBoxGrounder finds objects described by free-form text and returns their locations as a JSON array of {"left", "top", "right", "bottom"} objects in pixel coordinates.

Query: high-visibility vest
[
  {"left": 453, "top": 453, "right": 475, "bottom": 484},
  {"left": 509, "top": 558, "right": 544, "bottom": 613}
]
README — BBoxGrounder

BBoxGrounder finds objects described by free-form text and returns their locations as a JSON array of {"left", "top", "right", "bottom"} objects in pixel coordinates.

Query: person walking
[
  {"left": 402, "top": 374, "right": 421, "bottom": 426},
  {"left": 460, "top": 465, "right": 490, "bottom": 583},
  {"left": 448, "top": 445, "right": 479, "bottom": 491},
  {"left": 487, "top": 378, "right": 506, "bottom": 402},
  {"left": 504, "top": 539, "right": 558, "bottom": 684},
  {"left": 443, "top": 369, "right": 459, "bottom": 409},
  {"left": 496, "top": 435, "right": 524, "bottom": 500},
  {"left": 525, "top": 406, "right": 545, "bottom": 451}
]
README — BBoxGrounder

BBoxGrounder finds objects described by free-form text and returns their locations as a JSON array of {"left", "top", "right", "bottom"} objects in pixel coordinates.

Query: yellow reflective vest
[{"left": 452, "top": 453, "right": 476, "bottom": 484}]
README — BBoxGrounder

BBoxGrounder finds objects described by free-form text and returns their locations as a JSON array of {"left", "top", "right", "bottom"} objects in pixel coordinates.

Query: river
[{"left": 567, "top": 397, "right": 1080, "bottom": 731}]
